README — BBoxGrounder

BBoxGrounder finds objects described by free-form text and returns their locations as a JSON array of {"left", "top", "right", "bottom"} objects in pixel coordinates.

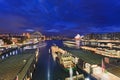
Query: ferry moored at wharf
[
  {"left": 63, "top": 40, "right": 120, "bottom": 80},
  {"left": 51, "top": 44, "right": 85, "bottom": 80},
  {"left": 51, "top": 44, "right": 79, "bottom": 71}
]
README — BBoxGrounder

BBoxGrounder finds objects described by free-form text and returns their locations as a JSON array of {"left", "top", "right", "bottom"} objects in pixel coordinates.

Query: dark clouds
[{"left": 0, "top": 0, "right": 120, "bottom": 35}]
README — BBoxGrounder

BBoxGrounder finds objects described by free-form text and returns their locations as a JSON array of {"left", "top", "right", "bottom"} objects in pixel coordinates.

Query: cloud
[
  {"left": 53, "top": 21, "right": 79, "bottom": 30},
  {"left": 0, "top": 14, "right": 27, "bottom": 32},
  {"left": 25, "top": 29, "right": 34, "bottom": 32},
  {"left": 0, "top": 0, "right": 120, "bottom": 35},
  {"left": 46, "top": 29, "right": 59, "bottom": 32}
]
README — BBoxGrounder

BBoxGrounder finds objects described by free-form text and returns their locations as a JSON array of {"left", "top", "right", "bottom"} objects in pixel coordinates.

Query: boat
[
  {"left": 56, "top": 52, "right": 78, "bottom": 71},
  {"left": 51, "top": 45, "right": 79, "bottom": 72},
  {"left": 38, "top": 42, "right": 47, "bottom": 48},
  {"left": 63, "top": 34, "right": 81, "bottom": 48},
  {"left": 63, "top": 41, "right": 76, "bottom": 48}
]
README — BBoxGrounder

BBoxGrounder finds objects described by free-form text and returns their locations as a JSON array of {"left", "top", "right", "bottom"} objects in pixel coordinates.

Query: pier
[
  {"left": 51, "top": 45, "right": 85, "bottom": 80},
  {"left": 0, "top": 48, "right": 39, "bottom": 80},
  {"left": 64, "top": 46, "right": 120, "bottom": 80}
]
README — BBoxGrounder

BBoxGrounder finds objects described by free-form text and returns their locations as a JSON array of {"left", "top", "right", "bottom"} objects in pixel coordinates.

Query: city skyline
[
  {"left": 0, "top": 0, "right": 120, "bottom": 36},
  {"left": 1, "top": 1, "right": 120, "bottom": 80}
]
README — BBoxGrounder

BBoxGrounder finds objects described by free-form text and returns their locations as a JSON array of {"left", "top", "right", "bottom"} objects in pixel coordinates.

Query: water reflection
[
  {"left": 31, "top": 40, "right": 96, "bottom": 80},
  {"left": 47, "top": 55, "right": 50, "bottom": 80}
]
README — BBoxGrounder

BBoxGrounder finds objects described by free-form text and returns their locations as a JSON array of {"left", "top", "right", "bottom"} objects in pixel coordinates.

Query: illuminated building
[{"left": 74, "top": 34, "right": 81, "bottom": 48}]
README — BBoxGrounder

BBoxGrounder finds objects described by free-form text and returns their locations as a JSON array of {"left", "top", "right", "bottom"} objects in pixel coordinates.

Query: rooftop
[{"left": 0, "top": 49, "right": 36, "bottom": 80}]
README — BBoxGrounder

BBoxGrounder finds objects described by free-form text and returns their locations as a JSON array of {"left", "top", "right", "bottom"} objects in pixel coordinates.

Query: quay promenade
[{"left": 0, "top": 48, "right": 39, "bottom": 80}]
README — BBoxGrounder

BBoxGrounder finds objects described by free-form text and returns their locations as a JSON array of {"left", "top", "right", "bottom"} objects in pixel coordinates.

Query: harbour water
[{"left": 32, "top": 40, "right": 96, "bottom": 80}]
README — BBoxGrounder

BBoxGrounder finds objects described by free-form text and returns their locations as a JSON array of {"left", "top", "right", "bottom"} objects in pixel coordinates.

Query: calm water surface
[{"left": 32, "top": 40, "right": 96, "bottom": 80}]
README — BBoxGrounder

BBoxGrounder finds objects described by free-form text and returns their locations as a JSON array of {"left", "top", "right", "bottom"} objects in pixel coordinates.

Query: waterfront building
[
  {"left": 83, "top": 32, "right": 120, "bottom": 40},
  {"left": 75, "top": 34, "right": 81, "bottom": 48},
  {"left": 11, "top": 37, "right": 18, "bottom": 45},
  {"left": 0, "top": 39, "right": 4, "bottom": 46}
]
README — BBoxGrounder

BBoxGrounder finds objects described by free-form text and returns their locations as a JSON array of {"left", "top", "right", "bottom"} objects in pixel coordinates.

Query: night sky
[{"left": 0, "top": 0, "right": 120, "bottom": 36}]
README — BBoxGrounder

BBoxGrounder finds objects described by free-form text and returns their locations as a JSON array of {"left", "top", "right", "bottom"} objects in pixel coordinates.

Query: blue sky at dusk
[{"left": 0, "top": 0, "right": 120, "bottom": 35}]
